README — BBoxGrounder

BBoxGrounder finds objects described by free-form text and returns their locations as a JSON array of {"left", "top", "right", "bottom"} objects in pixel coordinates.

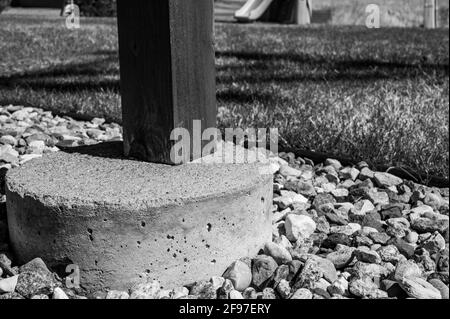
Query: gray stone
[
  {"left": 428, "top": 279, "right": 449, "bottom": 299},
  {"left": 189, "top": 281, "right": 217, "bottom": 299},
  {"left": 381, "top": 280, "right": 408, "bottom": 299},
  {"left": 411, "top": 215, "right": 449, "bottom": 234},
  {"left": 373, "top": 172, "right": 403, "bottom": 188},
  {"left": 260, "top": 288, "right": 277, "bottom": 299},
  {"left": 279, "top": 165, "right": 302, "bottom": 178},
  {"left": 322, "top": 233, "right": 351, "bottom": 249},
  {"left": 52, "top": 287, "right": 70, "bottom": 299},
  {"left": 0, "top": 275, "right": 18, "bottom": 293},
  {"left": 392, "top": 238, "right": 416, "bottom": 259},
  {"left": 386, "top": 218, "right": 411, "bottom": 238},
  {"left": 340, "top": 167, "right": 360, "bottom": 181},
  {"left": 421, "top": 232, "right": 446, "bottom": 254},
  {"left": 223, "top": 260, "right": 252, "bottom": 292},
  {"left": 313, "top": 193, "right": 337, "bottom": 210},
  {"left": 354, "top": 246, "right": 382, "bottom": 264},
  {"left": 263, "top": 242, "right": 292, "bottom": 265},
  {"left": 349, "top": 276, "right": 384, "bottom": 299},
  {"left": 369, "top": 232, "right": 391, "bottom": 245},
  {"left": 394, "top": 259, "right": 422, "bottom": 282},
  {"left": 359, "top": 167, "right": 374, "bottom": 180},
  {"left": 294, "top": 258, "right": 322, "bottom": 289},
  {"left": 285, "top": 214, "right": 316, "bottom": 242},
  {"left": 351, "top": 262, "right": 391, "bottom": 279},
  {"left": 377, "top": 245, "right": 401, "bottom": 264},
  {"left": 252, "top": 255, "right": 278, "bottom": 290},
  {"left": 242, "top": 287, "right": 258, "bottom": 299},
  {"left": 327, "top": 245, "right": 355, "bottom": 269},
  {"left": 399, "top": 277, "right": 442, "bottom": 299},
  {"left": 276, "top": 279, "right": 292, "bottom": 299},
  {"left": 106, "top": 290, "right": 130, "bottom": 299},
  {"left": 290, "top": 288, "right": 313, "bottom": 299},
  {"left": 130, "top": 280, "right": 161, "bottom": 299}
]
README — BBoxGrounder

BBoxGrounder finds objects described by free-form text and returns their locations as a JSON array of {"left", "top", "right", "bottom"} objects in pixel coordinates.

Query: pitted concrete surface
[
  {"left": 7, "top": 149, "right": 270, "bottom": 209},
  {"left": 6, "top": 144, "right": 273, "bottom": 292}
]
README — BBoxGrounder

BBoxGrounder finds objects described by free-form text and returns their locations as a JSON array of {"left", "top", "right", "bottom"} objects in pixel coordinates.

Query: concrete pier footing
[{"left": 6, "top": 143, "right": 273, "bottom": 292}]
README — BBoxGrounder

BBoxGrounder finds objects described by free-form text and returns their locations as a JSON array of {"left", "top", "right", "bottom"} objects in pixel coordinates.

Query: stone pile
[{"left": 0, "top": 105, "right": 449, "bottom": 299}]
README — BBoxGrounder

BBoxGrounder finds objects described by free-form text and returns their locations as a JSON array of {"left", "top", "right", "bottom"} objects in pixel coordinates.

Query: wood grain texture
[{"left": 117, "top": 0, "right": 216, "bottom": 164}]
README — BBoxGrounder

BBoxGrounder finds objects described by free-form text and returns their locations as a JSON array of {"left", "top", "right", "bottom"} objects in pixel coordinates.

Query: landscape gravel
[{"left": 0, "top": 105, "right": 449, "bottom": 299}]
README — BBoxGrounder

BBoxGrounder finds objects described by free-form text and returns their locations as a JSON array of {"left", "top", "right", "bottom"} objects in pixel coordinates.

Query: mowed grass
[{"left": 0, "top": 16, "right": 449, "bottom": 180}]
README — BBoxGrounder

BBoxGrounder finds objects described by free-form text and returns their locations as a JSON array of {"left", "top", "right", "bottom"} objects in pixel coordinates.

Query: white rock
[
  {"left": 328, "top": 276, "right": 349, "bottom": 296},
  {"left": 285, "top": 214, "right": 317, "bottom": 242},
  {"left": 279, "top": 165, "right": 302, "bottom": 178},
  {"left": 0, "top": 135, "right": 17, "bottom": 146},
  {"left": 28, "top": 140, "right": 46, "bottom": 154},
  {"left": 11, "top": 109, "right": 29, "bottom": 121},
  {"left": 0, "top": 275, "right": 19, "bottom": 293},
  {"left": 400, "top": 277, "right": 442, "bottom": 299},
  {"left": 106, "top": 290, "right": 130, "bottom": 299},
  {"left": 276, "top": 279, "right": 291, "bottom": 299},
  {"left": 210, "top": 276, "right": 226, "bottom": 291},
  {"left": 291, "top": 288, "right": 313, "bottom": 299},
  {"left": 171, "top": 287, "right": 189, "bottom": 299},
  {"left": 52, "top": 287, "right": 69, "bottom": 299},
  {"left": 222, "top": 260, "right": 252, "bottom": 292},
  {"left": 374, "top": 172, "right": 403, "bottom": 188},
  {"left": 361, "top": 227, "right": 379, "bottom": 236},
  {"left": 394, "top": 259, "right": 422, "bottom": 282},
  {"left": 19, "top": 154, "right": 42, "bottom": 165},
  {"left": 130, "top": 280, "right": 161, "bottom": 299},
  {"left": 263, "top": 242, "right": 292, "bottom": 265},
  {"left": 351, "top": 200, "right": 375, "bottom": 216},
  {"left": 229, "top": 290, "right": 244, "bottom": 299}
]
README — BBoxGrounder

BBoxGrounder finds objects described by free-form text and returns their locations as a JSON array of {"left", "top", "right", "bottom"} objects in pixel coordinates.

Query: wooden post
[
  {"left": 424, "top": 0, "right": 437, "bottom": 29},
  {"left": 117, "top": 0, "right": 217, "bottom": 164}
]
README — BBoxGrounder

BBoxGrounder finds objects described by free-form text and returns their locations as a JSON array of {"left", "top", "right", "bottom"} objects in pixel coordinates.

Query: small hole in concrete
[
  {"left": 207, "top": 223, "right": 212, "bottom": 232},
  {"left": 137, "top": 241, "right": 141, "bottom": 246},
  {"left": 206, "top": 244, "right": 211, "bottom": 249},
  {"left": 88, "top": 228, "right": 94, "bottom": 241},
  {"left": 103, "top": 219, "right": 107, "bottom": 222},
  {"left": 211, "top": 259, "right": 217, "bottom": 264},
  {"left": 141, "top": 221, "right": 146, "bottom": 227},
  {"left": 173, "top": 253, "right": 177, "bottom": 258},
  {"left": 261, "top": 197, "right": 265, "bottom": 203}
]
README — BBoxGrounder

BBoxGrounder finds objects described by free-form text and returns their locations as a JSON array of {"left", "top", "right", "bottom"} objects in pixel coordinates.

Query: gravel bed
[{"left": 0, "top": 105, "right": 448, "bottom": 299}]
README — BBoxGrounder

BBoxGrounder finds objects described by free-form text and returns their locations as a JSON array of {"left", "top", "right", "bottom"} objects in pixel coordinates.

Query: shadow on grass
[
  {"left": 0, "top": 51, "right": 120, "bottom": 93},
  {"left": 1, "top": 48, "right": 448, "bottom": 98},
  {"left": 216, "top": 50, "right": 449, "bottom": 84}
]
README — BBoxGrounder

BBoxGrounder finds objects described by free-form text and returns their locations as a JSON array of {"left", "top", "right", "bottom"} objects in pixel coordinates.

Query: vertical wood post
[
  {"left": 117, "top": 0, "right": 217, "bottom": 164},
  {"left": 424, "top": 0, "right": 437, "bottom": 29}
]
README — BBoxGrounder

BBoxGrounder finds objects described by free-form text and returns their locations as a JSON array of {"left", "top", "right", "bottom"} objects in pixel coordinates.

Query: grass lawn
[{"left": 0, "top": 15, "right": 449, "bottom": 181}]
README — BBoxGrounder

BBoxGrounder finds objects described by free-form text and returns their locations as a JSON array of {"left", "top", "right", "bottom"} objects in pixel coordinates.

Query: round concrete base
[{"left": 6, "top": 143, "right": 273, "bottom": 292}]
